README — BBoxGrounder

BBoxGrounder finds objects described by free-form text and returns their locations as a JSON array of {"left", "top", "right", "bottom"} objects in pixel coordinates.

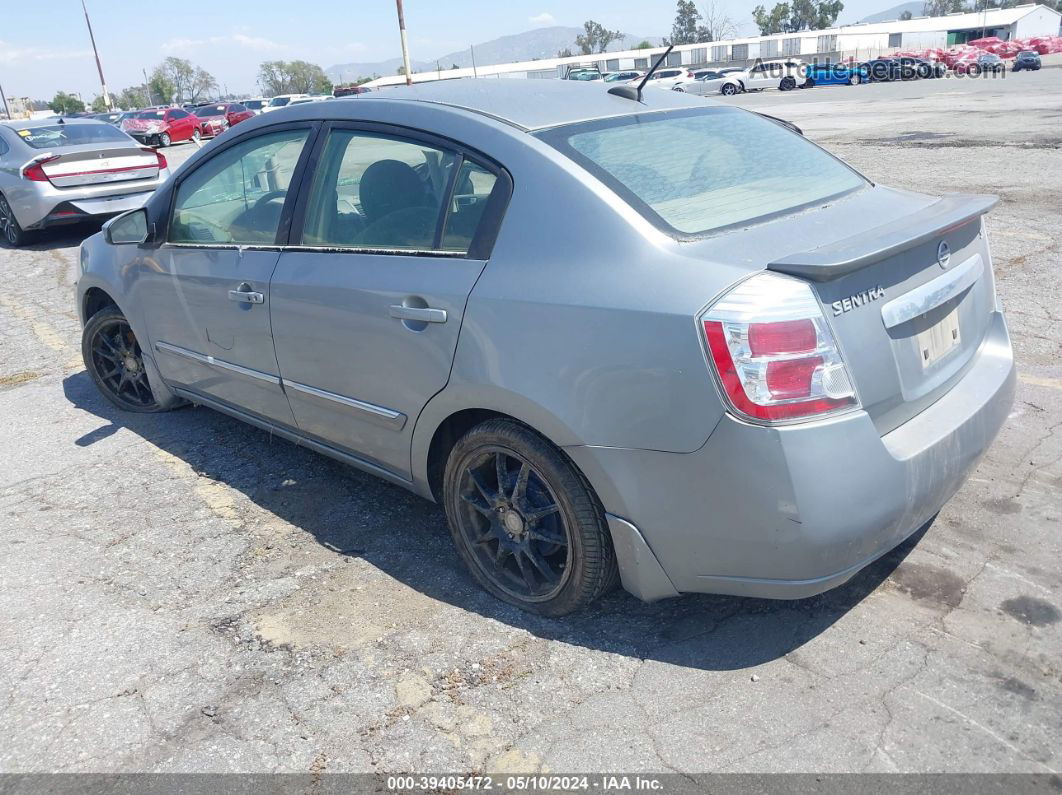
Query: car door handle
[
  {"left": 229, "top": 284, "right": 264, "bottom": 304},
  {"left": 389, "top": 305, "right": 447, "bottom": 323}
]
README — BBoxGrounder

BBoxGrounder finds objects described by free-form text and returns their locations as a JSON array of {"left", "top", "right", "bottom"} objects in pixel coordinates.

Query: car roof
[
  {"left": 363, "top": 79, "right": 713, "bottom": 132},
  {"left": 0, "top": 116, "right": 113, "bottom": 130}
]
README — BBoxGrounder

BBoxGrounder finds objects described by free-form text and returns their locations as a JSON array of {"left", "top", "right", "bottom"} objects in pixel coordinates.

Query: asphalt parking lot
[{"left": 1, "top": 71, "right": 1060, "bottom": 776}]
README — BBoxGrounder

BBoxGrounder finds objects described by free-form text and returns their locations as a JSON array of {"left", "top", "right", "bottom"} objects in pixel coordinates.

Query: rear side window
[
  {"left": 299, "top": 130, "right": 498, "bottom": 254},
  {"left": 538, "top": 107, "right": 866, "bottom": 237},
  {"left": 170, "top": 128, "right": 309, "bottom": 245},
  {"left": 13, "top": 123, "right": 132, "bottom": 150}
]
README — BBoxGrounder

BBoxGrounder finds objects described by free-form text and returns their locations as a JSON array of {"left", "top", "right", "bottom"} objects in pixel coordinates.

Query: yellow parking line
[{"left": 1019, "top": 374, "right": 1062, "bottom": 390}]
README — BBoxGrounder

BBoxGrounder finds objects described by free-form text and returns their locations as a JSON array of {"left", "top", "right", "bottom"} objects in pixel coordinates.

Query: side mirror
[{"left": 104, "top": 207, "right": 149, "bottom": 245}]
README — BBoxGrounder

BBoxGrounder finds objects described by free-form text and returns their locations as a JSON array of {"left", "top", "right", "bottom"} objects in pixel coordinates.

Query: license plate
[{"left": 916, "top": 308, "right": 961, "bottom": 368}]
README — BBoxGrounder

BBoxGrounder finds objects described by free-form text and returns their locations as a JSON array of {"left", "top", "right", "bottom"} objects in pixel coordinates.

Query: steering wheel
[{"left": 252, "top": 190, "right": 287, "bottom": 211}]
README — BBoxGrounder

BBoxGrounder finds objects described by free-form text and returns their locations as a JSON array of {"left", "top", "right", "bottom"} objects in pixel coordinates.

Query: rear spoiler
[{"left": 767, "top": 193, "right": 998, "bottom": 281}]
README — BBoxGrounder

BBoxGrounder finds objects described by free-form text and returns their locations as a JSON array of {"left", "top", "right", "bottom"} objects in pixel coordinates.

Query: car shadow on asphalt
[
  {"left": 0, "top": 222, "right": 104, "bottom": 252},
  {"left": 62, "top": 371, "right": 927, "bottom": 672}
]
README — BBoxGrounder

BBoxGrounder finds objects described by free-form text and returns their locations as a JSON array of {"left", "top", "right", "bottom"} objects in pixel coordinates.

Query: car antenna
[{"left": 608, "top": 44, "right": 674, "bottom": 102}]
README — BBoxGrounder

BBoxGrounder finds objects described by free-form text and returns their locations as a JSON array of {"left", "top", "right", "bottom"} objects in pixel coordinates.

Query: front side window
[
  {"left": 539, "top": 107, "right": 866, "bottom": 237},
  {"left": 300, "top": 130, "right": 497, "bottom": 254},
  {"left": 169, "top": 128, "right": 309, "bottom": 245}
]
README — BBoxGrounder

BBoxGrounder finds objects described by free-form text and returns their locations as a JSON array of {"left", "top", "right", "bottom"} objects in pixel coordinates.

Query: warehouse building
[{"left": 365, "top": 4, "right": 1061, "bottom": 88}]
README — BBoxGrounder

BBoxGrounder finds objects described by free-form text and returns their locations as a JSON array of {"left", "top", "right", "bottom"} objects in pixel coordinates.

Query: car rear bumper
[
  {"left": 568, "top": 309, "right": 1015, "bottom": 601},
  {"left": 6, "top": 174, "right": 165, "bottom": 230}
]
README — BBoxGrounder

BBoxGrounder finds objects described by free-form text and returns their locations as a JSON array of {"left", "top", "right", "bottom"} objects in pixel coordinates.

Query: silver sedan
[{"left": 0, "top": 118, "right": 169, "bottom": 247}]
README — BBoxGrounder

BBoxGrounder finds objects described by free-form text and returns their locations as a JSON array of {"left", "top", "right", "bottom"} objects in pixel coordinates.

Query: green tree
[
  {"left": 753, "top": 0, "right": 840, "bottom": 33},
  {"left": 752, "top": 2, "right": 791, "bottom": 34},
  {"left": 90, "top": 95, "right": 109, "bottom": 112},
  {"left": 117, "top": 85, "right": 150, "bottom": 109},
  {"left": 635, "top": 40, "right": 653, "bottom": 49},
  {"left": 49, "top": 91, "right": 85, "bottom": 115},
  {"left": 149, "top": 57, "right": 217, "bottom": 104},
  {"left": 669, "top": 0, "right": 711, "bottom": 45},
  {"left": 557, "top": 47, "right": 575, "bottom": 57},
  {"left": 575, "top": 20, "right": 624, "bottom": 55},
  {"left": 257, "top": 60, "right": 332, "bottom": 95}
]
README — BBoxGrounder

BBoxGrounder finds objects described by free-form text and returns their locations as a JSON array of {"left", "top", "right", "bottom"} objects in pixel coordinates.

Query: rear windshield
[
  {"left": 268, "top": 97, "right": 291, "bottom": 107},
  {"left": 538, "top": 107, "right": 867, "bottom": 237},
  {"left": 14, "top": 123, "right": 132, "bottom": 150},
  {"left": 197, "top": 105, "right": 226, "bottom": 117},
  {"left": 244, "top": 100, "right": 264, "bottom": 109}
]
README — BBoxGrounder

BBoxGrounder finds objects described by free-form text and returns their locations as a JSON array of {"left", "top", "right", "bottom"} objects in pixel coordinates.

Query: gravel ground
[{"left": 0, "top": 71, "right": 1060, "bottom": 776}]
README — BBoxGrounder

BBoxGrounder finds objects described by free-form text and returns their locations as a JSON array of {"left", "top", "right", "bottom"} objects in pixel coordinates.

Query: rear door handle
[
  {"left": 389, "top": 305, "right": 447, "bottom": 323},
  {"left": 229, "top": 283, "right": 264, "bottom": 304}
]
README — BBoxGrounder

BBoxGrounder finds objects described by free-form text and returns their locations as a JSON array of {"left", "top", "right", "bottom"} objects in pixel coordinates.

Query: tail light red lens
[
  {"left": 142, "top": 146, "right": 167, "bottom": 171},
  {"left": 701, "top": 272, "right": 859, "bottom": 423},
  {"left": 21, "top": 155, "right": 60, "bottom": 182}
]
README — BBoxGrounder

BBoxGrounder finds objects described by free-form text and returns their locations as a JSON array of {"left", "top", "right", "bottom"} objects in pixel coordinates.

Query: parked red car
[
  {"left": 193, "top": 102, "right": 255, "bottom": 138},
  {"left": 120, "top": 107, "right": 202, "bottom": 147}
]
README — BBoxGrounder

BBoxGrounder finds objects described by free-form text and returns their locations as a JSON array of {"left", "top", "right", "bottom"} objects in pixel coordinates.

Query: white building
[{"left": 365, "top": 4, "right": 1060, "bottom": 88}]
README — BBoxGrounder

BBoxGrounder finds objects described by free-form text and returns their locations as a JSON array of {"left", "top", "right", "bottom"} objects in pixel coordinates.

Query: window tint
[
  {"left": 171, "top": 110, "right": 188, "bottom": 119},
  {"left": 539, "top": 107, "right": 866, "bottom": 237},
  {"left": 442, "top": 160, "right": 497, "bottom": 252},
  {"left": 301, "top": 130, "right": 480, "bottom": 252},
  {"left": 14, "top": 123, "right": 133, "bottom": 150},
  {"left": 169, "top": 128, "right": 309, "bottom": 245}
]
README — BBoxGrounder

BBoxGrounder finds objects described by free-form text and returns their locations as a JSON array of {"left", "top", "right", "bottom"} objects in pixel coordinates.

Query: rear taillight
[
  {"left": 21, "top": 155, "right": 59, "bottom": 182},
  {"left": 700, "top": 272, "right": 858, "bottom": 423},
  {"left": 142, "top": 147, "right": 167, "bottom": 171}
]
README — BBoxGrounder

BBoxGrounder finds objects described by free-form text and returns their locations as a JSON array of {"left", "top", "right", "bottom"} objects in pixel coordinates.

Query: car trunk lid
[
  {"left": 36, "top": 145, "right": 161, "bottom": 188},
  {"left": 767, "top": 193, "right": 998, "bottom": 434}
]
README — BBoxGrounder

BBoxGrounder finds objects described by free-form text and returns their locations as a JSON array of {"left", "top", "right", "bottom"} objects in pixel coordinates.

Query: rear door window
[{"left": 298, "top": 130, "right": 500, "bottom": 255}]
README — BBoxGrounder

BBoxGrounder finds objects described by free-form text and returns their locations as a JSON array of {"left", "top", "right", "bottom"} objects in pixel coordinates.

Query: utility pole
[
  {"left": 0, "top": 80, "right": 11, "bottom": 120},
  {"left": 81, "top": 0, "right": 112, "bottom": 110},
  {"left": 143, "top": 68, "right": 153, "bottom": 107},
  {"left": 395, "top": 0, "right": 413, "bottom": 86},
  {"left": 470, "top": 45, "right": 478, "bottom": 78}
]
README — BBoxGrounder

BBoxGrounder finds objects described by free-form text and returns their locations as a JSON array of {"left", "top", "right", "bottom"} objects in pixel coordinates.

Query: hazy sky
[{"left": 0, "top": 0, "right": 887, "bottom": 100}]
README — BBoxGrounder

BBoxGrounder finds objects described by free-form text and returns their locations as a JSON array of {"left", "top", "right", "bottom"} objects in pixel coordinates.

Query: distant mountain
[
  {"left": 326, "top": 26, "right": 665, "bottom": 82},
  {"left": 858, "top": 2, "right": 926, "bottom": 23}
]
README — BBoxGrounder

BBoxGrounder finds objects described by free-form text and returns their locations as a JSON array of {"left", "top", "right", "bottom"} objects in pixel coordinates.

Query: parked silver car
[
  {"left": 0, "top": 118, "right": 169, "bottom": 247},
  {"left": 75, "top": 82, "right": 1014, "bottom": 615}
]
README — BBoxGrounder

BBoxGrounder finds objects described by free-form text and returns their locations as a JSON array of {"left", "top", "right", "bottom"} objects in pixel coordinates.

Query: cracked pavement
[{"left": 1, "top": 73, "right": 1060, "bottom": 775}]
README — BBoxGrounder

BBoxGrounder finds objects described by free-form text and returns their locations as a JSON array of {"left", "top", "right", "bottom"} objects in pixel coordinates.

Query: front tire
[
  {"left": 82, "top": 307, "right": 167, "bottom": 413},
  {"left": 721, "top": 82, "right": 739, "bottom": 96},
  {"left": 191, "top": 129, "right": 201, "bottom": 143},
  {"left": 780, "top": 76, "right": 796, "bottom": 91},
  {"left": 849, "top": 73, "right": 862, "bottom": 85},
  {"left": 443, "top": 419, "right": 618, "bottom": 616},
  {"left": 159, "top": 132, "right": 171, "bottom": 147},
  {"left": 0, "top": 193, "right": 28, "bottom": 248}
]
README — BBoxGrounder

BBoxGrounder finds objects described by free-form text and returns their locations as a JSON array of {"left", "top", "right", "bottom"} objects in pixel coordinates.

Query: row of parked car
[
  {"left": 571, "top": 47, "right": 1041, "bottom": 97},
  {"left": 74, "top": 93, "right": 346, "bottom": 148}
]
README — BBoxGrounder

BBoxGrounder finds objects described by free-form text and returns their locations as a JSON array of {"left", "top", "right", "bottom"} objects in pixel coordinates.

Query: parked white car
[
  {"left": 676, "top": 60, "right": 810, "bottom": 96},
  {"left": 261, "top": 94, "right": 309, "bottom": 113},
  {"left": 639, "top": 66, "right": 696, "bottom": 89}
]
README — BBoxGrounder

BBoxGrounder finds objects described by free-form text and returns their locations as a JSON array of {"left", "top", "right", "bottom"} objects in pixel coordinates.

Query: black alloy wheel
[
  {"left": 444, "top": 419, "right": 617, "bottom": 615},
  {"left": 82, "top": 307, "right": 162, "bottom": 412}
]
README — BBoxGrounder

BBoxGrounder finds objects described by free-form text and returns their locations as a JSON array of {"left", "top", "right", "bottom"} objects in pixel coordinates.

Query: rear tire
[
  {"left": 780, "top": 76, "right": 796, "bottom": 91},
  {"left": 0, "top": 193, "right": 28, "bottom": 248},
  {"left": 849, "top": 73, "right": 862, "bottom": 85},
  {"left": 443, "top": 418, "right": 618, "bottom": 616}
]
